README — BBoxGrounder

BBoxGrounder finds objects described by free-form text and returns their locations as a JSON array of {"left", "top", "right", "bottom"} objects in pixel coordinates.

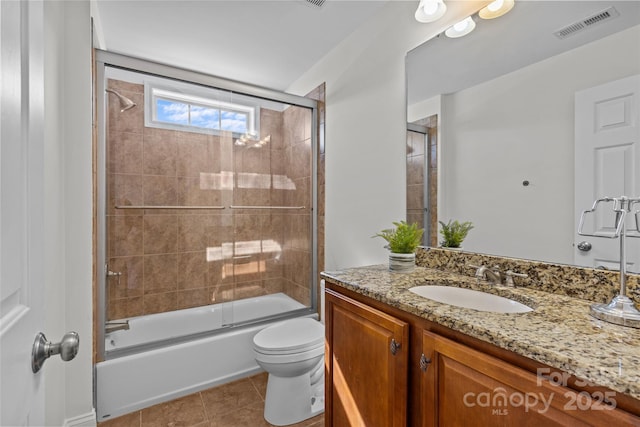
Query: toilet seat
[
  {"left": 254, "top": 344, "right": 324, "bottom": 365},
  {"left": 253, "top": 318, "right": 324, "bottom": 355}
]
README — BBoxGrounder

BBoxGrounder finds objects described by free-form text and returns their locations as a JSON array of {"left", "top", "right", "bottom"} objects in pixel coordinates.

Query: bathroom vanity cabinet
[
  {"left": 324, "top": 285, "right": 640, "bottom": 426},
  {"left": 325, "top": 288, "right": 409, "bottom": 426}
]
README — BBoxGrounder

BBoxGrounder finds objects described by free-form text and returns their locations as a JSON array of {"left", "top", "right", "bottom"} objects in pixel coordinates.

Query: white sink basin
[{"left": 409, "top": 286, "right": 533, "bottom": 313}]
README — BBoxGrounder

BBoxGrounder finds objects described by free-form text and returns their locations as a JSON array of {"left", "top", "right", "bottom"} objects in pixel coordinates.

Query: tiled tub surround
[
  {"left": 321, "top": 248, "right": 640, "bottom": 402},
  {"left": 406, "top": 114, "right": 438, "bottom": 247},
  {"left": 106, "top": 79, "right": 313, "bottom": 320}
]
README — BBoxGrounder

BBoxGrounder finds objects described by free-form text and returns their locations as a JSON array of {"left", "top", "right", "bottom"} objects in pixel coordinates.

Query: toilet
[{"left": 253, "top": 317, "right": 325, "bottom": 426}]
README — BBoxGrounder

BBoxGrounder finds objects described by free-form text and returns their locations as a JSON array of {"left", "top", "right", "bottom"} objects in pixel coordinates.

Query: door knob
[
  {"left": 32, "top": 331, "right": 79, "bottom": 373},
  {"left": 577, "top": 241, "right": 592, "bottom": 252}
]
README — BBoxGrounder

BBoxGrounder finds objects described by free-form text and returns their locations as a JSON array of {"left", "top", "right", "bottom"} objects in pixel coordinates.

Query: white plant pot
[{"left": 389, "top": 252, "right": 415, "bottom": 272}]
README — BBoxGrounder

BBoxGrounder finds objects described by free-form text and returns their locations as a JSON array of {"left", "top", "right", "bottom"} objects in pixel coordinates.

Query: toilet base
[{"left": 263, "top": 373, "right": 324, "bottom": 426}]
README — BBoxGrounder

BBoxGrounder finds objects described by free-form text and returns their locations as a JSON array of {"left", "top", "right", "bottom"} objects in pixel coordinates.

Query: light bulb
[
  {"left": 415, "top": 0, "right": 447, "bottom": 23},
  {"left": 445, "top": 16, "right": 476, "bottom": 38},
  {"left": 453, "top": 20, "right": 469, "bottom": 31},
  {"left": 487, "top": 0, "right": 504, "bottom": 12},
  {"left": 422, "top": 1, "right": 438, "bottom": 15},
  {"left": 479, "top": 0, "right": 514, "bottom": 19}
]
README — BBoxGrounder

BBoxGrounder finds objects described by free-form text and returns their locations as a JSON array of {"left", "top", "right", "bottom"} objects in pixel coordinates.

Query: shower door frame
[{"left": 95, "top": 50, "right": 319, "bottom": 360}]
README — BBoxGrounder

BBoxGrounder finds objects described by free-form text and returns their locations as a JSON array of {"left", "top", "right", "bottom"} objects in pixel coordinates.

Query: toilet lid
[{"left": 254, "top": 318, "right": 324, "bottom": 353}]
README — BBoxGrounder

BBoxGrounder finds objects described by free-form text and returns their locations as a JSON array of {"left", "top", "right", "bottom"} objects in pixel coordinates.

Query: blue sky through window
[
  {"left": 155, "top": 97, "right": 249, "bottom": 134},
  {"left": 191, "top": 106, "right": 220, "bottom": 129},
  {"left": 221, "top": 111, "right": 248, "bottom": 133},
  {"left": 157, "top": 99, "right": 188, "bottom": 125}
]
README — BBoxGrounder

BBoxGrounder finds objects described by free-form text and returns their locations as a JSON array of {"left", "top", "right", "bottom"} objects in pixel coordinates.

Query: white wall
[
  {"left": 407, "top": 94, "right": 441, "bottom": 124},
  {"left": 288, "top": 1, "right": 482, "bottom": 270},
  {"left": 439, "top": 25, "right": 640, "bottom": 264},
  {"left": 43, "top": 1, "right": 94, "bottom": 425}
]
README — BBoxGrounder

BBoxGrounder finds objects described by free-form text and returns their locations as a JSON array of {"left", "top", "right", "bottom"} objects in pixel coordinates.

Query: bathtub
[{"left": 95, "top": 292, "right": 315, "bottom": 422}]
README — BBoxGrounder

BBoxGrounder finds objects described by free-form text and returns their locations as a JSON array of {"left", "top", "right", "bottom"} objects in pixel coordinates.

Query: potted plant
[
  {"left": 374, "top": 220, "right": 424, "bottom": 271},
  {"left": 439, "top": 219, "right": 473, "bottom": 249}
]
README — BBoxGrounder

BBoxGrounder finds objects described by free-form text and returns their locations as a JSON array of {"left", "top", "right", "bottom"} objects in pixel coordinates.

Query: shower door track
[
  {"left": 114, "top": 205, "right": 305, "bottom": 210},
  {"left": 114, "top": 205, "right": 226, "bottom": 210},
  {"left": 229, "top": 205, "right": 305, "bottom": 210}
]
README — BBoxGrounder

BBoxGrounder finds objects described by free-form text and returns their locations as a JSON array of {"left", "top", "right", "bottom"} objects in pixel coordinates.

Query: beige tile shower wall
[
  {"left": 407, "top": 115, "right": 438, "bottom": 247},
  {"left": 281, "top": 105, "right": 313, "bottom": 306},
  {"left": 428, "top": 124, "right": 438, "bottom": 247},
  {"left": 406, "top": 130, "right": 424, "bottom": 231},
  {"left": 231, "top": 107, "right": 286, "bottom": 302},
  {"left": 105, "top": 79, "right": 313, "bottom": 320},
  {"left": 305, "top": 83, "right": 325, "bottom": 319}
]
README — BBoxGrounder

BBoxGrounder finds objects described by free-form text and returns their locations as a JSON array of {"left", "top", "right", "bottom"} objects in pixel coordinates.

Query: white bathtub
[{"left": 95, "top": 293, "right": 315, "bottom": 421}]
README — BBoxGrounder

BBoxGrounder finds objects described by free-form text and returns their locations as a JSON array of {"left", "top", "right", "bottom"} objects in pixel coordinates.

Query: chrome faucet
[
  {"left": 105, "top": 321, "right": 130, "bottom": 333},
  {"left": 469, "top": 264, "right": 502, "bottom": 285},
  {"left": 504, "top": 270, "right": 528, "bottom": 287}
]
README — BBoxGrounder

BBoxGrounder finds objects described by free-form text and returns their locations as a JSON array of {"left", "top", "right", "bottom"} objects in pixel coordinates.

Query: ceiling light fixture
[
  {"left": 479, "top": 0, "right": 515, "bottom": 20},
  {"left": 415, "top": 0, "right": 447, "bottom": 23},
  {"left": 445, "top": 16, "right": 476, "bottom": 38}
]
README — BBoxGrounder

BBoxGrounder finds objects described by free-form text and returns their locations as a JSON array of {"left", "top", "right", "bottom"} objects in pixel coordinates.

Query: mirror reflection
[{"left": 406, "top": 1, "right": 640, "bottom": 271}]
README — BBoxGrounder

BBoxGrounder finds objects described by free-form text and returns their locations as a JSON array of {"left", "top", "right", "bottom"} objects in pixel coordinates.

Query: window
[{"left": 146, "top": 84, "right": 258, "bottom": 137}]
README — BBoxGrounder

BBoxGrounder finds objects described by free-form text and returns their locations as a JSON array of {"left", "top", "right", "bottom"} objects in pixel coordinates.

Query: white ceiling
[
  {"left": 94, "top": 1, "right": 640, "bottom": 102},
  {"left": 407, "top": 1, "right": 640, "bottom": 105},
  {"left": 94, "top": 0, "right": 389, "bottom": 91}
]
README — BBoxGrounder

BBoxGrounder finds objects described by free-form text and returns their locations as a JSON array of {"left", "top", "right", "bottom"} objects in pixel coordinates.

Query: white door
[
  {"left": 574, "top": 74, "right": 640, "bottom": 273},
  {"left": 0, "top": 0, "right": 46, "bottom": 425}
]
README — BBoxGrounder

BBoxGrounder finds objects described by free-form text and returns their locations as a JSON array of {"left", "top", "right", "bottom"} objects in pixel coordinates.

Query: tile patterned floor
[{"left": 98, "top": 373, "right": 324, "bottom": 427}]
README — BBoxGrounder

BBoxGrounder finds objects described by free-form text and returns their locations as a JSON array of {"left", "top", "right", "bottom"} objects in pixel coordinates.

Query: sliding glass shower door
[{"left": 98, "top": 57, "right": 316, "bottom": 356}]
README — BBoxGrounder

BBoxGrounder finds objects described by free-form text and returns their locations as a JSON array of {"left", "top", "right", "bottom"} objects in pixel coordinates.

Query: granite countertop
[{"left": 321, "top": 264, "right": 640, "bottom": 401}]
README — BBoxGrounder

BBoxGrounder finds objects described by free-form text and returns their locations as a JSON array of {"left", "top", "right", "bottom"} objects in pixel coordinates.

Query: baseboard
[{"left": 64, "top": 409, "right": 97, "bottom": 427}]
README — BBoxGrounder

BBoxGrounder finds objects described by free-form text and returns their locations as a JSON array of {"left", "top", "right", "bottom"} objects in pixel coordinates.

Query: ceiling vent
[
  {"left": 304, "top": 0, "right": 326, "bottom": 7},
  {"left": 553, "top": 6, "right": 620, "bottom": 39}
]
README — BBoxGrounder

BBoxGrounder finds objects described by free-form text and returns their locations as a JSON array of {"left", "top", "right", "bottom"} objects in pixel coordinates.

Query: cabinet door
[
  {"left": 420, "top": 330, "right": 640, "bottom": 427},
  {"left": 325, "top": 289, "right": 409, "bottom": 427}
]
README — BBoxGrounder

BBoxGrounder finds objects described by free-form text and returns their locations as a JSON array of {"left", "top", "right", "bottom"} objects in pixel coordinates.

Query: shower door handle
[{"left": 32, "top": 331, "right": 79, "bottom": 373}]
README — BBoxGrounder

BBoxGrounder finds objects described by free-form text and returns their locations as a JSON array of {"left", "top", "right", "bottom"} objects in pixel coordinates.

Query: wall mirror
[{"left": 406, "top": 1, "right": 640, "bottom": 271}]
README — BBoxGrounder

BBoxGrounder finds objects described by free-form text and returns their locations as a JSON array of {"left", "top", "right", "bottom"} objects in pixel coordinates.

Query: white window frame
[{"left": 144, "top": 82, "right": 260, "bottom": 138}]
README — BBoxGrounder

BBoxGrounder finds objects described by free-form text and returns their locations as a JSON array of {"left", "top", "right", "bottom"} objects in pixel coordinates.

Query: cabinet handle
[
  {"left": 390, "top": 339, "right": 401, "bottom": 355},
  {"left": 420, "top": 353, "right": 432, "bottom": 372}
]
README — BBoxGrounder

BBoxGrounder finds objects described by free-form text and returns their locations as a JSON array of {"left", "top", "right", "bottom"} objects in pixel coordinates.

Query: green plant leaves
[
  {"left": 438, "top": 219, "right": 473, "bottom": 248},
  {"left": 374, "top": 220, "right": 424, "bottom": 254}
]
